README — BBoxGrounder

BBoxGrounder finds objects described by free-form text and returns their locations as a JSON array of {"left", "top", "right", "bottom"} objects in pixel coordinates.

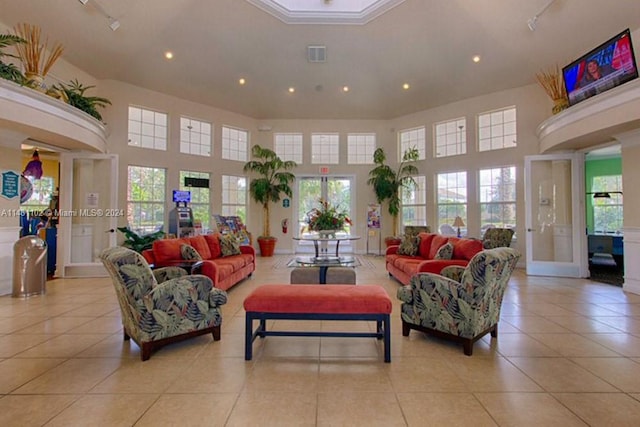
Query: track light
[
  {"left": 78, "top": 0, "right": 121, "bottom": 32},
  {"left": 78, "top": 0, "right": 89, "bottom": 5},
  {"left": 527, "top": 0, "right": 557, "bottom": 32},
  {"left": 108, "top": 17, "right": 120, "bottom": 31}
]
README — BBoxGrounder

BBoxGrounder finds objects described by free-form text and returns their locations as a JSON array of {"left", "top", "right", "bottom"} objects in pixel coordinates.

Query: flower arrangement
[{"left": 306, "top": 199, "right": 352, "bottom": 232}]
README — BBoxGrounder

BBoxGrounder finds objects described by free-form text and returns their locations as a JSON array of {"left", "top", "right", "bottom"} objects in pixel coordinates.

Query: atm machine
[{"left": 168, "top": 190, "right": 194, "bottom": 237}]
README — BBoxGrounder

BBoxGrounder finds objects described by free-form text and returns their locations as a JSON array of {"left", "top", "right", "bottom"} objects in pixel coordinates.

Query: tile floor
[{"left": 2, "top": 255, "right": 640, "bottom": 426}]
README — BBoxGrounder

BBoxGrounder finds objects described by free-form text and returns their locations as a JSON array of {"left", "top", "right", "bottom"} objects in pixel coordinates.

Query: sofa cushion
[
  {"left": 428, "top": 234, "right": 450, "bottom": 259},
  {"left": 434, "top": 242, "right": 454, "bottom": 260},
  {"left": 152, "top": 238, "right": 189, "bottom": 264},
  {"left": 451, "top": 237, "right": 484, "bottom": 261},
  {"left": 220, "top": 234, "right": 241, "bottom": 256},
  {"left": 393, "top": 257, "right": 424, "bottom": 275},
  {"left": 203, "top": 234, "right": 222, "bottom": 259},
  {"left": 180, "top": 244, "right": 202, "bottom": 261},
  {"left": 216, "top": 256, "right": 248, "bottom": 272},
  {"left": 418, "top": 233, "right": 436, "bottom": 258},
  {"left": 397, "top": 235, "right": 420, "bottom": 256},
  {"left": 187, "top": 235, "right": 211, "bottom": 260}
]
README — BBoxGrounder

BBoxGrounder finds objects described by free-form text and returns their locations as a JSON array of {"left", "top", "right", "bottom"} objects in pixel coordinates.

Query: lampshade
[{"left": 452, "top": 216, "right": 465, "bottom": 227}]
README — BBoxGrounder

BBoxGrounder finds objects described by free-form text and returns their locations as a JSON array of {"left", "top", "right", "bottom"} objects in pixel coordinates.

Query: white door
[
  {"left": 58, "top": 153, "right": 119, "bottom": 277},
  {"left": 524, "top": 153, "right": 588, "bottom": 277}
]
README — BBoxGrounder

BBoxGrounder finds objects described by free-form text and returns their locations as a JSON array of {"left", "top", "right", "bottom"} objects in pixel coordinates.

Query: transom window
[
  {"left": 479, "top": 166, "right": 516, "bottom": 233},
  {"left": 180, "top": 117, "right": 211, "bottom": 157},
  {"left": 478, "top": 106, "right": 517, "bottom": 152},
  {"left": 274, "top": 133, "right": 303, "bottom": 163},
  {"left": 401, "top": 175, "right": 426, "bottom": 227},
  {"left": 180, "top": 170, "right": 211, "bottom": 233},
  {"left": 222, "top": 126, "right": 249, "bottom": 162},
  {"left": 436, "top": 171, "right": 467, "bottom": 236},
  {"left": 592, "top": 175, "right": 623, "bottom": 233},
  {"left": 399, "top": 126, "right": 426, "bottom": 160},
  {"left": 221, "top": 175, "right": 247, "bottom": 222},
  {"left": 128, "top": 106, "right": 167, "bottom": 150},
  {"left": 347, "top": 133, "right": 376, "bottom": 164},
  {"left": 434, "top": 118, "right": 466, "bottom": 158},
  {"left": 127, "top": 166, "right": 166, "bottom": 234},
  {"left": 311, "top": 133, "right": 339, "bottom": 164}
]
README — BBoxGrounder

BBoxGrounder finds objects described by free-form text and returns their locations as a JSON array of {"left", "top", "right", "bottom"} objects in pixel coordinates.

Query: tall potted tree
[
  {"left": 367, "top": 147, "right": 420, "bottom": 244},
  {"left": 243, "top": 144, "right": 297, "bottom": 256}
]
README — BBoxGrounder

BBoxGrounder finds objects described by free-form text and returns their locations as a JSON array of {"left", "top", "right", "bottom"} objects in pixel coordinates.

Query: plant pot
[
  {"left": 552, "top": 98, "right": 569, "bottom": 114},
  {"left": 257, "top": 236, "right": 277, "bottom": 257},
  {"left": 384, "top": 236, "right": 402, "bottom": 248},
  {"left": 25, "top": 72, "right": 47, "bottom": 93}
]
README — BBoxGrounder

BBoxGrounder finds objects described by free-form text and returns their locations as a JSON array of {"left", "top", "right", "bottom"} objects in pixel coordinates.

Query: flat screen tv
[
  {"left": 563, "top": 28, "right": 638, "bottom": 106},
  {"left": 172, "top": 190, "right": 191, "bottom": 203}
]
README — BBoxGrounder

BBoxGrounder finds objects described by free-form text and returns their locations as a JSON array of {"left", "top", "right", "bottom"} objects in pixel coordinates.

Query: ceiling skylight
[{"left": 246, "top": 0, "right": 406, "bottom": 24}]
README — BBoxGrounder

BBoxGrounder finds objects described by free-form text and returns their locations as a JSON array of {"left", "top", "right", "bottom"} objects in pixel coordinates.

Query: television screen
[
  {"left": 172, "top": 190, "right": 191, "bottom": 203},
  {"left": 563, "top": 28, "right": 638, "bottom": 106}
]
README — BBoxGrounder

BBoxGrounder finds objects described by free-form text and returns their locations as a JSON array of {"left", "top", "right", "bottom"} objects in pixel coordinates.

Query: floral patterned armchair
[
  {"left": 397, "top": 247, "right": 520, "bottom": 355},
  {"left": 100, "top": 246, "right": 228, "bottom": 361}
]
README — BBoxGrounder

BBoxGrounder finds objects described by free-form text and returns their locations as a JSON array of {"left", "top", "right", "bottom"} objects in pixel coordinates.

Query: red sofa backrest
[
  {"left": 417, "top": 232, "right": 483, "bottom": 261},
  {"left": 151, "top": 238, "right": 189, "bottom": 264},
  {"left": 448, "top": 236, "right": 483, "bottom": 260},
  {"left": 186, "top": 235, "right": 212, "bottom": 260},
  {"left": 203, "top": 233, "right": 223, "bottom": 259}
]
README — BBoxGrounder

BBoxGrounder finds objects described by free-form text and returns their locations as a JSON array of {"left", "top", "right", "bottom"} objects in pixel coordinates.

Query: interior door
[
  {"left": 58, "top": 153, "right": 119, "bottom": 277},
  {"left": 524, "top": 153, "right": 588, "bottom": 277}
]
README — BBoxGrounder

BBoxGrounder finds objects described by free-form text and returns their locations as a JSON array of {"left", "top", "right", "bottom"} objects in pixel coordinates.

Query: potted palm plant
[
  {"left": 243, "top": 144, "right": 297, "bottom": 256},
  {"left": 0, "top": 33, "right": 26, "bottom": 84},
  {"left": 367, "top": 146, "right": 420, "bottom": 245}
]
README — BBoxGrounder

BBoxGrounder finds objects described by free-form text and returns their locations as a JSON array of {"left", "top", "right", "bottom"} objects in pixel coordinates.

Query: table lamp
[{"left": 453, "top": 216, "right": 465, "bottom": 238}]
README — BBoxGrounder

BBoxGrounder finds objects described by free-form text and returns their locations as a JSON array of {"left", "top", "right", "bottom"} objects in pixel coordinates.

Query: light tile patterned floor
[{"left": 2, "top": 255, "right": 640, "bottom": 426}]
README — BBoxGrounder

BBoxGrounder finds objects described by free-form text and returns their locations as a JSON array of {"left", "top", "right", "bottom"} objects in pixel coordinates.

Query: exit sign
[{"left": 319, "top": 166, "right": 329, "bottom": 174}]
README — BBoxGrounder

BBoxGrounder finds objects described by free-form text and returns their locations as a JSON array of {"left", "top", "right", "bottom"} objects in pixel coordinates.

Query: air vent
[{"left": 307, "top": 45, "right": 326, "bottom": 62}]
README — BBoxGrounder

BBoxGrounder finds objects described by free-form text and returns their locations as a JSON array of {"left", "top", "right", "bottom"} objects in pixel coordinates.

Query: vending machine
[{"left": 168, "top": 190, "right": 194, "bottom": 237}]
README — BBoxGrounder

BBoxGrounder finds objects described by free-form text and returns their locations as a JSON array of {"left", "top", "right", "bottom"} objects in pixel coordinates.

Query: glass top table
[
  {"left": 292, "top": 234, "right": 361, "bottom": 258},
  {"left": 287, "top": 256, "right": 360, "bottom": 284}
]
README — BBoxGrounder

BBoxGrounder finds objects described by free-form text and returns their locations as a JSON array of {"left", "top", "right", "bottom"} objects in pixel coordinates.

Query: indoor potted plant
[
  {"left": 367, "top": 146, "right": 419, "bottom": 245},
  {"left": 0, "top": 33, "right": 26, "bottom": 84},
  {"left": 243, "top": 144, "right": 297, "bottom": 256},
  {"left": 54, "top": 78, "right": 112, "bottom": 121}
]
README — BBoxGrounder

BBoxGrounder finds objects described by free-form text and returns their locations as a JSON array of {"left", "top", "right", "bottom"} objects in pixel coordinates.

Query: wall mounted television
[
  {"left": 172, "top": 190, "right": 191, "bottom": 203},
  {"left": 563, "top": 28, "right": 638, "bottom": 106}
]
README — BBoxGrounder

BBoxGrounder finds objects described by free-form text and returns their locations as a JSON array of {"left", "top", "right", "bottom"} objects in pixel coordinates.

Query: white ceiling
[{"left": 1, "top": 0, "right": 639, "bottom": 120}]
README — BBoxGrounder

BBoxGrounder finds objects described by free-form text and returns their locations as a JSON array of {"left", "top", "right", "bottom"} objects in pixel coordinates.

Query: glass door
[
  {"left": 524, "top": 153, "right": 588, "bottom": 277},
  {"left": 58, "top": 153, "right": 119, "bottom": 277}
]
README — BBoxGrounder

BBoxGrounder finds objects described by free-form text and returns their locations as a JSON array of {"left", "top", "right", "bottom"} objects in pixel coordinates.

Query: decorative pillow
[
  {"left": 397, "top": 235, "right": 420, "bottom": 256},
  {"left": 434, "top": 242, "right": 454, "bottom": 260},
  {"left": 220, "top": 233, "right": 241, "bottom": 257},
  {"left": 180, "top": 244, "right": 202, "bottom": 261}
]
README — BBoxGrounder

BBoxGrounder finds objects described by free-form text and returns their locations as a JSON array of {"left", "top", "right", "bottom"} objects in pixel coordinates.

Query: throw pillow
[
  {"left": 397, "top": 235, "right": 420, "bottom": 256},
  {"left": 180, "top": 244, "right": 202, "bottom": 261},
  {"left": 220, "top": 233, "right": 241, "bottom": 257},
  {"left": 434, "top": 242, "right": 454, "bottom": 260}
]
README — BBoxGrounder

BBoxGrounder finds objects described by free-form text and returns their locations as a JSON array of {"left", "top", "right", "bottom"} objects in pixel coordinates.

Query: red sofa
[
  {"left": 142, "top": 234, "right": 255, "bottom": 291},
  {"left": 386, "top": 232, "right": 483, "bottom": 285}
]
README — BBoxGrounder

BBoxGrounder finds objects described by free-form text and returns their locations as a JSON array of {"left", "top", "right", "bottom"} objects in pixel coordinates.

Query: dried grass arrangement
[
  {"left": 535, "top": 65, "right": 569, "bottom": 114},
  {"left": 13, "top": 23, "right": 63, "bottom": 77}
]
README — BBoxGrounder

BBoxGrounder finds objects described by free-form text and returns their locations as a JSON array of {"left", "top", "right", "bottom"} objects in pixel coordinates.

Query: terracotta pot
[{"left": 257, "top": 236, "right": 277, "bottom": 257}]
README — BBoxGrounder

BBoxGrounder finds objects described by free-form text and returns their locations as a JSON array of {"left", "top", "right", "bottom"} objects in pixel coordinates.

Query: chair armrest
[
  {"left": 386, "top": 245, "right": 399, "bottom": 256},
  {"left": 152, "top": 266, "right": 188, "bottom": 283},
  {"left": 397, "top": 285, "right": 414, "bottom": 304},
  {"left": 146, "top": 275, "right": 227, "bottom": 309},
  {"left": 240, "top": 245, "right": 256, "bottom": 257},
  {"left": 440, "top": 265, "right": 465, "bottom": 282},
  {"left": 407, "top": 272, "right": 467, "bottom": 305}
]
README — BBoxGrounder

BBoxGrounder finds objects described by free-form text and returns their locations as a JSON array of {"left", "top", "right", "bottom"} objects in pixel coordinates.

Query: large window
[
  {"left": 127, "top": 166, "right": 166, "bottom": 234},
  {"left": 311, "top": 133, "right": 339, "bottom": 164},
  {"left": 478, "top": 106, "right": 517, "bottom": 152},
  {"left": 401, "top": 175, "right": 426, "bottom": 227},
  {"left": 221, "top": 126, "right": 248, "bottom": 162},
  {"left": 221, "top": 175, "right": 247, "bottom": 222},
  {"left": 434, "top": 118, "right": 466, "bottom": 158},
  {"left": 399, "top": 127, "right": 426, "bottom": 160},
  {"left": 592, "top": 175, "right": 623, "bottom": 233},
  {"left": 436, "top": 171, "right": 467, "bottom": 236},
  {"left": 347, "top": 133, "right": 375, "bottom": 164},
  {"left": 274, "top": 133, "right": 303, "bottom": 163},
  {"left": 180, "top": 170, "right": 210, "bottom": 232},
  {"left": 128, "top": 106, "right": 167, "bottom": 150},
  {"left": 21, "top": 176, "right": 55, "bottom": 212},
  {"left": 180, "top": 117, "right": 211, "bottom": 157},
  {"left": 479, "top": 166, "right": 516, "bottom": 233}
]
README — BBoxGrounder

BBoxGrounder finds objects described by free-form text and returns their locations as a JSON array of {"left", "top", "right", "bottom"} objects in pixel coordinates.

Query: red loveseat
[
  {"left": 385, "top": 232, "right": 483, "bottom": 285},
  {"left": 142, "top": 234, "right": 255, "bottom": 291}
]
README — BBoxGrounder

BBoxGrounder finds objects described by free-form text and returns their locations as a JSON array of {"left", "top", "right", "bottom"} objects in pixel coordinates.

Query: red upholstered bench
[{"left": 244, "top": 284, "right": 392, "bottom": 362}]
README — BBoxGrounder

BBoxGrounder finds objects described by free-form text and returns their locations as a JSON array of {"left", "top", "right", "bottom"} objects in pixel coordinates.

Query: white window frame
[
  {"left": 592, "top": 175, "right": 623, "bottom": 233},
  {"left": 221, "top": 126, "right": 249, "bottom": 162},
  {"left": 436, "top": 171, "right": 468, "bottom": 236},
  {"left": 127, "top": 166, "right": 166, "bottom": 234},
  {"left": 128, "top": 106, "right": 167, "bottom": 151},
  {"left": 434, "top": 117, "right": 466, "bottom": 158},
  {"left": 479, "top": 166, "right": 517, "bottom": 234},
  {"left": 21, "top": 175, "right": 55, "bottom": 212},
  {"left": 347, "top": 133, "right": 376, "bottom": 164},
  {"left": 274, "top": 133, "right": 303, "bottom": 164},
  {"left": 478, "top": 106, "right": 517, "bottom": 152},
  {"left": 180, "top": 116, "right": 212, "bottom": 157},
  {"left": 401, "top": 175, "right": 426, "bottom": 227},
  {"left": 221, "top": 175, "right": 247, "bottom": 222},
  {"left": 399, "top": 126, "right": 426, "bottom": 160},
  {"left": 180, "top": 170, "right": 211, "bottom": 233},
  {"left": 311, "top": 133, "right": 340, "bottom": 164}
]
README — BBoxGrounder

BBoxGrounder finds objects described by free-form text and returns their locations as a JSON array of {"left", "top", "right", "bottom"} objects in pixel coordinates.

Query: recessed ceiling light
[
  {"left": 342, "top": 86, "right": 349, "bottom": 92},
  {"left": 239, "top": 78, "right": 246, "bottom": 85},
  {"left": 164, "top": 51, "right": 173, "bottom": 60},
  {"left": 288, "top": 87, "right": 295, "bottom": 93},
  {"left": 402, "top": 83, "right": 410, "bottom": 90},
  {"left": 473, "top": 55, "right": 481, "bottom": 63}
]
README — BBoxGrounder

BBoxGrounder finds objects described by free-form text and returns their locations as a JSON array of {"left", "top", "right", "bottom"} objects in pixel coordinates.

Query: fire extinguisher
[{"left": 281, "top": 218, "right": 289, "bottom": 234}]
